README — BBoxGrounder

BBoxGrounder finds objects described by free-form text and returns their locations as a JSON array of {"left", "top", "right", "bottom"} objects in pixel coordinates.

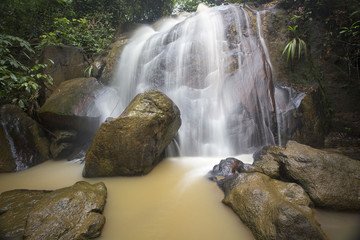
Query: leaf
[
  {"left": 18, "top": 99, "right": 25, "bottom": 108},
  {"left": 291, "top": 38, "right": 297, "bottom": 60}
]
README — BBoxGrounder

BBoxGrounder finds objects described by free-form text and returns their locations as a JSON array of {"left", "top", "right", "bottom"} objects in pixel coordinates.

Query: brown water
[
  {"left": 0, "top": 157, "right": 254, "bottom": 240},
  {"left": 1, "top": 157, "right": 359, "bottom": 240}
]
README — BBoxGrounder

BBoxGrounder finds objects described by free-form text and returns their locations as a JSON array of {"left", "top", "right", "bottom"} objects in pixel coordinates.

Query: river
[{"left": 1, "top": 156, "right": 359, "bottom": 240}]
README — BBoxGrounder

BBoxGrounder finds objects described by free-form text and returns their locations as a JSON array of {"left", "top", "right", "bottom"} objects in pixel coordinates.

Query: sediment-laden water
[{"left": 1, "top": 157, "right": 359, "bottom": 240}]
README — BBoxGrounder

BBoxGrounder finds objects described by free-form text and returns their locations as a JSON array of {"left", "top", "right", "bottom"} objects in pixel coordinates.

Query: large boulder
[
  {"left": 38, "top": 77, "right": 103, "bottom": 133},
  {"left": 83, "top": 90, "right": 181, "bottom": 177},
  {"left": 221, "top": 172, "right": 328, "bottom": 240},
  {"left": 253, "top": 141, "right": 360, "bottom": 210},
  {"left": 0, "top": 181, "right": 107, "bottom": 240},
  {"left": 0, "top": 105, "right": 49, "bottom": 172},
  {"left": 91, "top": 34, "right": 130, "bottom": 84},
  {"left": 40, "top": 45, "right": 89, "bottom": 91}
]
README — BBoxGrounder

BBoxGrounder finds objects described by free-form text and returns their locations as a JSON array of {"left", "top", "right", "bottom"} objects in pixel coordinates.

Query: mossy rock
[
  {"left": 83, "top": 90, "right": 181, "bottom": 177},
  {"left": 38, "top": 77, "right": 102, "bottom": 133},
  {"left": 0, "top": 181, "right": 107, "bottom": 240},
  {"left": 0, "top": 105, "right": 49, "bottom": 173},
  {"left": 92, "top": 34, "right": 130, "bottom": 85},
  {"left": 253, "top": 141, "right": 360, "bottom": 211},
  {"left": 222, "top": 172, "right": 328, "bottom": 240}
]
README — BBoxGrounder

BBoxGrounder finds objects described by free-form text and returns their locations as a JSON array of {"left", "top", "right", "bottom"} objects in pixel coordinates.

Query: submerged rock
[
  {"left": 0, "top": 105, "right": 49, "bottom": 173},
  {"left": 254, "top": 141, "right": 360, "bottom": 210},
  {"left": 83, "top": 90, "right": 181, "bottom": 177},
  {"left": 38, "top": 77, "right": 102, "bottom": 133},
  {"left": 0, "top": 181, "right": 107, "bottom": 240},
  {"left": 222, "top": 172, "right": 328, "bottom": 240}
]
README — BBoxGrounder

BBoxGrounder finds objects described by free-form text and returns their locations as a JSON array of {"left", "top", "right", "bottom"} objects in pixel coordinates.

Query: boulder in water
[
  {"left": 253, "top": 141, "right": 360, "bottom": 210},
  {"left": 0, "top": 105, "right": 49, "bottom": 173},
  {"left": 83, "top": 90, "right": 181, "bottom": 177},
  {"left": 208, "top": 157, "right": 256, "bottom": 181},
  {"left": 38, "top": 77, "right": 102, "bottom": 133},
  {"left": 221, "top": 172, "right": 328, "bottom": 240},
  {"left": 0, "top": 181, "right": 107, "bottom": 240}
]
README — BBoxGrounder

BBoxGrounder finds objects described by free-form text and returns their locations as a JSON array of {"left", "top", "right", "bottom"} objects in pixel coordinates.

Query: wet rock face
[
  {"left": 83, "top": 90, "right": 181, "bottom": 177},
  {"left": 0, "top": 181, "right": 107, "bottom": 240},
  {"left": 254, "top": 141, "right": 360, "bottom": 210},
  {"left": 40, "top": 45, "right": 89, "bottom": 91},
  {"left": 95, "top": 34, "right": 130, "bottom": 84},
  {"left": 289, "top": 87, "right": 329, "bottom": 148},
  {"left": 50, "top": 130, "right": 77, "bottom": 159},
  {"left": 208, "top": 157, "right": 256, "bottom": 182},
  {"left": 222, "top": 172, "right": 328, "bottom": 240},
  {"left": 0, "top": 105, "right": 49, "bottom": 173},
  {"left": 38, "top": 77, "right": 103, "bottom": 133}
]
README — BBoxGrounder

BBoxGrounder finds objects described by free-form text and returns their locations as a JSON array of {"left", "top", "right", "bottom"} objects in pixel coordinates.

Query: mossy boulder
[
  {"left": 0, "top": 105, "right": 49, "bottom": 173},
  {"left": 40, "top": 45, "right": 89, "bottom": 91},
  {"left": 38, "top": 77, "right": 103, "bottom": 133},
  {"left": 83, "top": 90, "right": 181, "bottom": 177},
  {"left": 0, "top": 181, "right": 107, "bottom": 240},
  {"left": 254, "top": 141, "right": 360, "bottom": 210},
  {"left": 221, "top": 172, "right": 328, "bottom": 240}
]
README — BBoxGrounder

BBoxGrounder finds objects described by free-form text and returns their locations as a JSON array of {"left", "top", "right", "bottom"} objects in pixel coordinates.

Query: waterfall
[{"left": 110, "top": 4, "right": 277, "bottom": 156}]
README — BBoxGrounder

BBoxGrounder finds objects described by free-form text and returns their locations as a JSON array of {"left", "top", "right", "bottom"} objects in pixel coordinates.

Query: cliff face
[{"left": 260, "top": 2, "right": 360, "bottom": 157}]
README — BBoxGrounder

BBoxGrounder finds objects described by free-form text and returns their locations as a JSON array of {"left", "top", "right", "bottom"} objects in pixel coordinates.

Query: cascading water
[{"left": 108, "top": 4, "right": 277, "bottom": 156}]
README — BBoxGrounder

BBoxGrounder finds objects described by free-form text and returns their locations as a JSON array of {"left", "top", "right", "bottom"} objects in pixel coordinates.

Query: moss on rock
[{"left": 83, "top": 90, "right": 181, "bottom": 177}]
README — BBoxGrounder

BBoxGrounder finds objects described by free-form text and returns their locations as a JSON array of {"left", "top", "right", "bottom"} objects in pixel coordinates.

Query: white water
[{"left": 103, "top": 4, "right": 277, "bottom": 156}]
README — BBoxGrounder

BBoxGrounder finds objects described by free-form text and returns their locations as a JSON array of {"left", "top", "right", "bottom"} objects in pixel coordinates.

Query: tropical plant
[
  {"left": 0, "top": 34, "right": 53, "bottom": 112},
  {"left": 37, "top": 15, "right": 115, "bottom": 56},
  {"left": 282, "top": 25, "right": 307, "bottom": 62},
  {"left": 339, "top": 10, "right": 360, "bottom": 80}
]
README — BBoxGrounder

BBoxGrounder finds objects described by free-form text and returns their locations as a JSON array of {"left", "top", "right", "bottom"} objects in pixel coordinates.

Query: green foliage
[
  {"left": 173, "top": 0, "right": 223, "bottom": 13},
  {"left": 0, "top": 0, "right": 73, "bottom": 39},
  {"left": 339, "top": 10, "right": 360, "bottom": 80},
  {"left": 0, "top": 34, "right": 53, "bottom": 111},
  {"left": 0, "top": 0, "right": 175, "bottom": 56},
  {"left": 174, "top": 0, "right": 204, "bottom": 12},
  {"left": 282, "top": 26, "right": 307, "bottom": 62},
  {"left": 38, "top": 15, "right": 115, "bottom": 55}
]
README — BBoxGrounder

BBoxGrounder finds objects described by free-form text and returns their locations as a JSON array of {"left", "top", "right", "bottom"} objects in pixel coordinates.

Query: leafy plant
[
  {"left": 339, "top": 10, "right": 360, "bottom": 80},
  {"left": 0, "top": 34, "right": 53, "bottom": 112},
  {"left": 282, "top": 25, "right": 307, "bottom": 62},
  {"left": 37, "top": 15, "right": 115, "bottom": 56}
]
